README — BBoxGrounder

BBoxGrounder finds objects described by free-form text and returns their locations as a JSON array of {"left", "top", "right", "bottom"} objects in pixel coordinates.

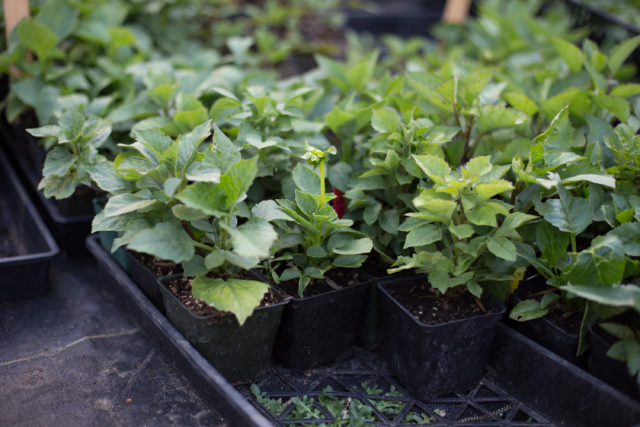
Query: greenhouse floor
[{"left": 0, "top": 255, "right": 225, "bottom": 427}]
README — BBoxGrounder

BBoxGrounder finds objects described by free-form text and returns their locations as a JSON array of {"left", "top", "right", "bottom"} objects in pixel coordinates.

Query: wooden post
[
  {"left": 442, "top": 0, "right": 471, "bottom": 24},
  {"left": 4, "top": 0, "right": 30, "bottom": 47}
]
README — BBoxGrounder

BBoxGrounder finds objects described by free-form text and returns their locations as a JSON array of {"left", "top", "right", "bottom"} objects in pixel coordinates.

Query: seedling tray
[
  {"left": 1, "top": 123, "right": 93, "bottom": 256},
  {"left": 0, "top": 147, "right": 58, "bottom": 302},
  {"left": 86, "top": 234, "right": 640, "bottom": 426}
]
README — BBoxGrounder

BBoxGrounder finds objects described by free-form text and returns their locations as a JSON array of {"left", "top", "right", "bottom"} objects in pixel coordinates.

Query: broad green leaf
[
  {"left": 128, "top": 222, "right": 194, "bottom": 263},
  {"left": 330, "top": 237, "right": 373, "bottom": 255},
  {"left": 223, "top": 218, "right": 277, "bottom": 260},
  {"left": 219, "top": 157, "right": 258, "bottom": 208},
  {"left": 536, "top": 221, "right": 569, "bottom": 267},
  {"left": 412, "top": 154, "right": 450, "bottom": 182},
  {"left": 363, "top": 202, "right": 381, "bottom": 225},
  {"left": 38, "top": 174, "right": 75, "bottom": 199},
  {"left": 371, "top": 108, "right": 400, "bottom": 133},
  {"left": 103, "top": 192, "right": 156, "bottom": 217},
  {"left": 609, "top": 35, "right": 640, "bottom": 75},
  {"left": 380, "top": 209, "right": 399, "bottom": 235},
  {"left": 412, "top": 193, "right": 456, "bottom": 224},
  {"left": 88, "top": 161, "right": 131, "bottom": 194},
  {"left": 292, "top": 163, "right": 321, "bottom": 195},
  {"left": 428, "top": 270, "right": 474, "bottom": 295},
  {"left": 487, "top": 237, "right": 517, "bottom": 261},
  {"left": 477, "top": 105, "right": 528, "bottom": 134},
  {"left": 306, "top": 245, "right": 328, "bottom": 258},
  {"left": 37, "top": 0, "right": 77, "bottom": 40},
  {"left": 560, "top": 284, "right": 640, "bottom": 313},
  {"left": 207, "top": 124, "right": 241, "bottom": 174},
  {"left": 12, "top": 79, "right": 60, "bottom": 124},
  {"left": 177, "top": 120, "right": 211, "bottom": 172},
  {"left": 591, "top": 94, "right": 630, "bottom": 122},
  {"left": 510, "top": 299, "right": 549, "bottom": 321},
  {"left": 251, "top": 200, "right": 292, "bottom": 221},
  {"left": 449, "top": 224, "right": 474, "bottom": 239},
  {"left": 503, "top": 91, "right": 539, "bottom": 116},
  {"left": 171, "top": 205, "right": 208, "bottom": 221},
  {"left": 551, "top": 37, "right": 583, "bottom": 72},
  {"left": 43, "top": 147, "right": 74, "bottom": 177},
  {"left": 475, "top": 180, "right": 513, "bottom": 200},
  {"left": 541, "top": 87, "right": 581, "bottom": 119},
  {"left": 562, "top": 174, "right": 615, "bottom": 188},
  {"left": 17, "top": 18, "right": 58, "bottom": 60},
  {"left": 176, "top": 182, "right": 228, "bottom": 217},
  {"left": 534, "top": 184, "right": 591, "bottom": 234},
  {"left": 404, "top": 224, "right": 442, "bottom": 248},
  {"left": 608, "top": 223, "right": 640, "bottom": 257},
  {"left": 191, "top": 277, "right": 269, "bottom": 325},
  {"left": 185, "top": 162, "right": 221, "bottom": 183},
  {"left": 610, "top": 83, "right": 640, "bottom": 98}
]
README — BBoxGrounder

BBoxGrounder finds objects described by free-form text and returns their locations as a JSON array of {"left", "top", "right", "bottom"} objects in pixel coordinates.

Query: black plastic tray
[
  {"left": 0, "top": 146, "right": 58, "bottom": 301},
  {"left": 85, "top": 235, "right": 272, "bottom": 426},
  {"left": 87, "top": 234, "right": 640, "bottom": 426},
  {"left": 1, "top": 123, "right": 93, "bottom": 256}
]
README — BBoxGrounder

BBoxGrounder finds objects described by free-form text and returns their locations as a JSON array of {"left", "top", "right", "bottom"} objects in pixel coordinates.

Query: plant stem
[
  {"left": 570, "top": 233, "right": 577, "bottom": 253},
  {"left": 319, "top": 160, "right": 326, "bottom": 205}
]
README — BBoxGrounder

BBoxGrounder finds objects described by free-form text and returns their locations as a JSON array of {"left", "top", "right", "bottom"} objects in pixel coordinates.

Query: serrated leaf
[
  {"left": 103, "top": 192, "right": 156, "bottom": 217},
  {"left": 292, "top": 163, "right": 321, "bottom": 195},
  {"left": 477, "top": 105, "right": 528, "bottom": 134},
  {"left": 551, "top": 37, "right": 583, "bottom": 72},
  {"left": 609, "top": 35, "right": 640, "bottom": 75},
  {"left": 251, "top": 200, "right": 292, "bottom": 221},
  {"left": 380, "top": 209, "right": 399, "bottom": 235},
  {"left": 43, "top": 147, "right": 74, "bottom": 177},
  {"left": 191, "top": 277, "right": 269, "bottom": 325},
  {"left": 219, "top": 157, "right": 258, "bottom": 208},
  {"left": 449, "top": 224, "right": 474, "bottom": 239},
  {"left": 371, "top": 108, "right": 401, "bottom": 133},
  {"left": 223, "top": 218, "right": 277, "bottom": 260},
  {"left": 591, "top": 94, "right": 630, "bottom": 122},
  {"left": 475, "top": 180, "right": 514, "bottom": 200},
  {"left": 128, "top": 222, "right": 194, "bottom": 263},
  {"left": 412, "top": 154, "right": 450, "bottom": 182},
  {"left": 487, "top": 237, "right": 517, "bottom": 261},
  {"left": 176, "top": 182, "right": 227, "bottom": 217},
  {"left": 404, "top": 224, "right": 442, "bottom": 248},
  {"left": 534, "top": 184, "right": 591, "bottom": 234}
]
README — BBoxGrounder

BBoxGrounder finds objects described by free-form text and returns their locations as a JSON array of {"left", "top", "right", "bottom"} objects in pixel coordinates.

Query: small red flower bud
[{"left": 332, "top": 188, "right": 346, "bottom": 219}]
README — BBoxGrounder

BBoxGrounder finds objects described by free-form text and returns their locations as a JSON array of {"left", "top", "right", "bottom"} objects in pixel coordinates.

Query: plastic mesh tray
[{"left": 240, "top": 349, "right": 551, "bottom": 426}]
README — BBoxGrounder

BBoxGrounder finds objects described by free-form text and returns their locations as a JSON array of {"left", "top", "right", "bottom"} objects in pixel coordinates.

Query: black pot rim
[
  {"left": 378, "top": 276, "right": 506, "bottom": 329},
  {"left": 157, "top": 273, "right": 288, "bottom": 321}
]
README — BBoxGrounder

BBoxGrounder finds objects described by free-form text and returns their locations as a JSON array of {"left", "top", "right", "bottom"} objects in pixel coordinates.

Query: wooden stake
[
  {"left": 442, "top": 0, "right": 471, "bottom": 24},
  {"left": 3, "top": 0, "right": 30, "bottom": 48}
]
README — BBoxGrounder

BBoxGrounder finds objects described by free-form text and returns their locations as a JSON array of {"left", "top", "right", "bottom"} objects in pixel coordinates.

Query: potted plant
[
  {"left": 93, "top": 120, "right": 287, "bottom": 382},
  {"left": 262, "top": 143, "right": 374, "bottom": 370},
  {"left": 378, "top": 154, "right": 535, "bottom": 398}
]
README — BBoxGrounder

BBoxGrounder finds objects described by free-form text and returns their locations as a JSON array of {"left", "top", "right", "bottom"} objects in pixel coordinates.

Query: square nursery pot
[
  {"left": 508, "top": 274, "right": 586, "bottom": 366},
  {"left": 0, "top": 147, "right": 59, "bottom": 301},
  {"left": 126, "top": 250, "right": 169, "bottom": 315},
  {"left": 157, "top": 274, "right": 287, "bottom": 384},
  {"left": 273, "top": 274, "right": 370, "bottom": 371},
  {"left": 588, "top": 311, "right": 640, "bottom": 400},
  {"left": 379, "top": 275, "right": 505, "bottom": 399}
]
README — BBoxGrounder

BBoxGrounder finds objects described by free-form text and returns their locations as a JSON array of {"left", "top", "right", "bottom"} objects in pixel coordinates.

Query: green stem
[
  {"left": 193, "top": 241, "right": 216, "bottom": 252},
  {"left": 570, "top": 233, "right": 577, "bottom": 253},
  {"left": 319, "top": 160, "right": 326, "bottom": 205}
]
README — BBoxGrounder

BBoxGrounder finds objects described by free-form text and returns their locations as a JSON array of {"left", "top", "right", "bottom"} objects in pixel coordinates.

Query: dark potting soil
[
  {"left": 546, "top": 308, "right": 582, "bottom": 335},
  {"left": 165, "top": 274, "right": 283, "bottom": 318},
  {"left": 388, "top": 281, "right": 500, "bottom": 325},
  {"left": 278, "top": 267, "right": 366, "bottom": 298},
  {"left": 133, "top": 251, "right": 183, "bottom": 277}
]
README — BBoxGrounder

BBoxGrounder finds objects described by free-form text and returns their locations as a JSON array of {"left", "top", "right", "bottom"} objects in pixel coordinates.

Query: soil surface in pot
[
  {"left": 389, "top": 281, "right": 501, "bottom": 325},
  {"left": 165, "top": 274, "right": 283, "bottom": 320},
  {"left": 278, "top": 267, "right": 366, "bottom": 298},
  {"left": 133, "top": 251, "right": 183, "bottom": 277}
]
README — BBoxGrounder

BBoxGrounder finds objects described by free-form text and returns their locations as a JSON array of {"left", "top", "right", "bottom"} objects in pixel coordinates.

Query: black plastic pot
[
  {"left": 588, "top": 312, "right": 640, "bottom": 400},
  {"left": 126, "top": 250, "right": 166, "bottom": 314},
  {"left": 273, "top": 276, "right": 370, "bottom": 371},
  {"left": 158, "top": 275, "right": 287, "bottom": 384},
  {"left": 92, "top": 198, "right": 129, "bottom": 272},
  {"left": 507, "top": 274, "right": 586, "bottom": 366},
  {"left": 489, "top": 323, "right": 640, "bottom": 426},
  {"left": 345, "top": 1, "right": 445, "bottom": 37},
  {"left": 379, "top": 275, "right": 505, "bottom": 398},
  {"left": 0, "top": 147, "right": 59, "bottom": 301}
]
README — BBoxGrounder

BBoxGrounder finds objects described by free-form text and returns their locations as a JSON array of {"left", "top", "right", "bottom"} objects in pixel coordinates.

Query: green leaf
[
  {"left": 88, "top": 161, "right": 131, "bottom": 194},
  {"left": 534, "top": 184, "right": 591, "bottom": 234},
  {"left": 251, "top": 200, "right": 292, "bottom": 221},
  {"left": 610, "top": 83, "right": 640, "bottom": 98},
  {"left": 536, "top": 221, "right": 569, "bottom": 267},
  {"left": 128, "top": 222, "right": 194, "bottom": 263},
  {"left": 404, "top": 224, "right": 442, "bottom": 249},
  {"left": 171, "top": 205, "right": 207, "bottom": 221},
  {"left": 551, "top": 37, "right": 583, "bottom": 72},
  {"left": 449, "top": 224, "right": 474, "bottom": 239},
  {"left": 487, "top": 237, "right": 517, "bottom": 261},
  {"left": 609, "top": 35, "right": 640, "bottom": 76},
  {"left": 475, "top": 180, "right": 513, "bottom": 200},
  {"left": 380, "top": 209, "right": 399, "bottom": 235},
  {"left": 306, "top": 245, "right": 328, "bottom": 258},
  {"left": 219, "top": 157, "right": 258, "bottom": 208},
  {"left": 466, "top": 281, "right": 483, "bottom": 298},
  {"left": 412, "top": 154, "right": 450, "bottom": 183},
  {"left": 17, "top": 18, "right": 58, "bottom": 61},
  {"left": 207, "top": 124, "right": 241, "bottom": 174},
  {"left": 177, "top": 120, "right": 211, "bottom": 173},
  {"left": 185, "top": 162, "right": 221, "bottom": 183},
  {"left": 37, "top": 0, "right": 77, "bottom": 40},
  {"left": 12, "top": 79, "right": 60, "bottom": 124},
  {"left": 591, "top": 94, "right": 630, "bottom": 122},
  {"left": 503, "top": 91, "right": 539, "bottom": 116},
  {"left": 371, "top": 108, "right": 400, "bottom": 133},
  {"left": 103, "top": 192, "right": 156, "bottom": 217},
  {"left": 477, "top": 105, "right": 528, "bottom": 134},
  {"left": 43, "top": 147, "right": 74, "bottom": 177},
  {"left": 562, "top": 174, "right": 615, "bottom": 188},
  {"left": 176, "top": 182, "right": 228, "bottom": 217},
  {"left": 363, "top": 202, "right": 381, "bottom": 225},
  {"left": 510, "top": 299, "right": 549, "bottom": 321},
  {"left": 223, "top": 218, "right": 277, "bottom": 260},
  {"left": 327, "top": 234, "right": 373, "bottom": 255},
  {"left": 191, "top": 277, "right": 269, "bottom": 325},
  {"left": 560, "top": 284, "right": 640, "bottom": 313},
  {"left": 292, "top": 163, "right": 321, "bottom": 195},
  {"left": 608, "top": 223, "right": 640, "bottom": 257}
]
